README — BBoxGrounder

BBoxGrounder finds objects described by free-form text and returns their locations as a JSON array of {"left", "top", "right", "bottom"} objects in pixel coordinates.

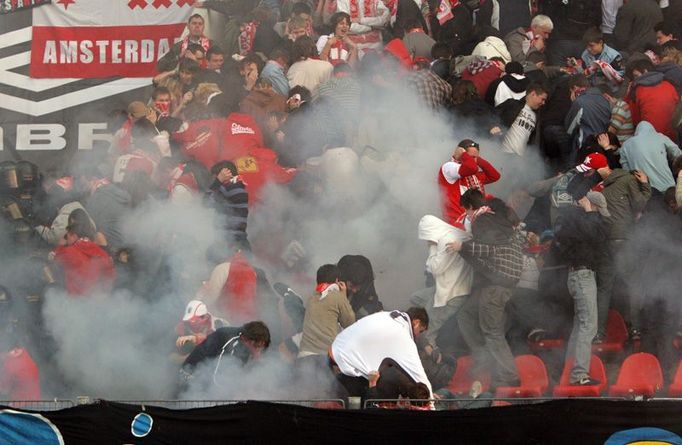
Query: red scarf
[
  {"left": 239, "top": 22, "right": 259, "bottom": 55},
  {"left": 315, "top": 282, "right": 335, "bottom": 293}
]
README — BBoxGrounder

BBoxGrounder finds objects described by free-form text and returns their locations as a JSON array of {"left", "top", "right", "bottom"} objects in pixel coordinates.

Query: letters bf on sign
[{"left": 0, "top": 123, "right": 110, "bottom": 151}]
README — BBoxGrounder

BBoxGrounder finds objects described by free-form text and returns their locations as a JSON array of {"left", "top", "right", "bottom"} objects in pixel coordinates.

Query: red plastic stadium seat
[
  {"left": 491, "top": 400, "right": 512, "bottom": 407},
  {"left": 494, "top": 355, "right": 549, "bottom": 398},
  {"left": 447, "top": 355, "right": 491, "bottom": 395},
  {"left": 608, "top": 353, "right": 663, "bottom": 398},
  {"left": 552, "top": 354, "right": 607, "bottom": 397},
  {"left": 312, "top": 401, "right": 344, "bottom": 409},
  {"left": 592, "top": 310, "right": 628, "bottom": 355},
  {"left": 667, "top": 361, "right": 682, "bottom": 397}
]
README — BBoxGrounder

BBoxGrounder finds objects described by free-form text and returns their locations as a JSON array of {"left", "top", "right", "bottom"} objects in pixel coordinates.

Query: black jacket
[
  {"left": 182, "top": 326, "right": 252, "bottom": 373},
  {"left": 555, "top": 207, "right": 608, "bottom": 269}
]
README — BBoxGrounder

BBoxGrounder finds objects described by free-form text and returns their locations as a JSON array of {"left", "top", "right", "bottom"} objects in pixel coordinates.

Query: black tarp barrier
[{"left": 5, "top": 399, "right": 682, "bottom": 444}]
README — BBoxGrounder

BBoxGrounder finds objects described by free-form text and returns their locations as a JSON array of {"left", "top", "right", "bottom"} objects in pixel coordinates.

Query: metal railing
[
  {"left": 105, "top": 399, "right": 346, "bottom": 410},
  {"left": 0, "top": 400, "right": 76, "bottom": 411},
  {"left": 363, "top": 396, "right": 631, "bottom": 409}
]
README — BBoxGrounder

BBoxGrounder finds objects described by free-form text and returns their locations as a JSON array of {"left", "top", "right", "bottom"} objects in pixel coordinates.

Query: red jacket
[
  {"left": 219, "top": 252, "right": 258, "bottom": 325},
  {"left": 629, "top": 77, "right": 679, "bottom": 141},
  {"left": 438, "top": 152, "right": 501, "bottom": 227},
  {"left": 173, "top": 114, "right": 265, "bottom": 170},
  {"left": 234, "top": 147, "right": 297, "bottom": 204},
  {"left": 0, "top": 348, "right": 41, "bottom": 400},
  {"left": 221, "top": 113, "right": 265, "bottom": 161},
  {"left": 174, "top": 119, "right": 224, "bottom": 170},
  {"left": 53, "top": 239, "right": 115, "bottom": 297},
  {"left": 462, "top": 64, "right": 503, "bottom": 99}
]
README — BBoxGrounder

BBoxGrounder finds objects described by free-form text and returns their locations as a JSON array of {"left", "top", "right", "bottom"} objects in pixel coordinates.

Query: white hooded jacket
[
  {"left": 471, "top": 36, "right": 512, "bottom": 64},
  {"left": 418, "top": 215, "right": 473, "bottom": 307}
]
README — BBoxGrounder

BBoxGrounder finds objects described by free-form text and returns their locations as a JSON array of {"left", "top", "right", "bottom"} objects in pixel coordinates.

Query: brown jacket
[{"left": 239, "top": 89, "right": 287, "bottom": 122}]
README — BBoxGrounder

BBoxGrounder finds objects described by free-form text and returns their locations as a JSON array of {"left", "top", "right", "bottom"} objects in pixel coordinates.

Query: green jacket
[{"left": 600, "top": 169, "right": 652, "bottom": 240}]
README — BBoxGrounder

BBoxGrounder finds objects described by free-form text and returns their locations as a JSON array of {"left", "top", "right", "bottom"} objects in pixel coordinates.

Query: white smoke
[{"left": 36, "top": 68, "right": 552, "bottom": 400}]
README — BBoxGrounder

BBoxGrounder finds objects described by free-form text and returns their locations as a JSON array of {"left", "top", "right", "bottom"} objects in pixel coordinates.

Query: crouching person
[{"left": 179, "top": 321, "right": 270, "bottom": 389}]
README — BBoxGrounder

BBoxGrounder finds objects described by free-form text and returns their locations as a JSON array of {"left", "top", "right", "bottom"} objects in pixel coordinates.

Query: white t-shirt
[
  {"left": 502, "top": 104, "right": 536, "bottom": 156},
  {"left": 331, "top": 311, "right": 433, "bottom": 396}
]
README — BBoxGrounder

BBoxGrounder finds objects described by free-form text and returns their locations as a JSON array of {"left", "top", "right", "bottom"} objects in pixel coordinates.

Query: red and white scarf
[
  {"left": 180, "top": 35, "right": 211, "bottom": 54},
  {"left": 467, "top": 60, "right": 492, "bottom": 76},
  {"left": 239, "top": 22, "right": 259, "bottom": 55},
  {"left": 315, "top": 282, "right": 340, "bottom": 300},
  {"left": 470, "top": 205, "right": 494, "bottom": 223},
  {"left": 350, "top": 0, "right": 376, "bottom": 19}
]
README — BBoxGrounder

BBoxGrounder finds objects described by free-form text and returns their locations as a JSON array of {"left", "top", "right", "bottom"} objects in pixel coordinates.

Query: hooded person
[
  {"left": 471, "top": 35, "right": 512, "bottom": 63},
  {"left": 413, "top": 215, "right": 473, "bottom": 357},
  {"left": 485, "top": 61, "right": 529, "bottom": 108},
  {"left": 337, "top": 255, "right": 383, "bottom": 319},
  {"left": 51, "top": 217, "right": 116, "bottom": 297},
  {"left": 618, "top": 121, "right": 682, "bottom": 194},
  {"left": 627, "top": 59, "right": 680, "bottom": 142}
]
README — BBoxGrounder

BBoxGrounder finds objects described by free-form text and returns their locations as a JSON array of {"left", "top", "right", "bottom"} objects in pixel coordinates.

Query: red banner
[
  {"left": 1, "top": 0, "right": 51, "bottom": 15},
  {"left": 30, "top": 24, "right": 185, "bottom": 78},
  {"left": 29, "top": 0, "right": 194, "bottom": 78}
]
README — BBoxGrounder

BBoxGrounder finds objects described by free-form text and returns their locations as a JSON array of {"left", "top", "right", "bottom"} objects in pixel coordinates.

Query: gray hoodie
[{"left": 619, "top": 121, "right": 682, "bottom": 193}]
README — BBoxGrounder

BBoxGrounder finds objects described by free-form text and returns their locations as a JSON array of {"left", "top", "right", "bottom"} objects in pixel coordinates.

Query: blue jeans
[{"left": 566, "top": 269, "right": 598, "bottom": 382}]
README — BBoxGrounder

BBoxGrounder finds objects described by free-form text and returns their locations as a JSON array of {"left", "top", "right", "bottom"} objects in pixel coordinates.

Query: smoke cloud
[{"left": 27, "top": 69, "right": 554, "bottom": 401}]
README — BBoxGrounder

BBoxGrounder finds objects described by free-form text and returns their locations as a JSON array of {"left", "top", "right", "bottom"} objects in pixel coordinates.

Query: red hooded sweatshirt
[
  {"left": 174, "top": 119, "right": 225, "bottom": 170},
  {"left": 233, "top": 147, "right": 297, "bottom": 205},
  {"left": 219, "top": 251, "right": 258, "bottom": 325},
  {"left": 53, "top": 239, "right": 115, "bottom": 297},
  {"left": 438, "top": 152, "right": 501, "bottom": 227},
  {"left": 0, "top": 348, "right": 41, "bottom": 400}
]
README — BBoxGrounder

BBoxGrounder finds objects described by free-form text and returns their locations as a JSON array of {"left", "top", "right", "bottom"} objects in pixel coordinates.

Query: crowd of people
[{"left": 2, "top": 0, "right": 682, "bottom": 406}]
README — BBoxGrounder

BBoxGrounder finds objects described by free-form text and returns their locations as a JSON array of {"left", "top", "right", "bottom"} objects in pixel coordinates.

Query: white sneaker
[{"left": 469, "top": 380, "right": 483, "bottom": 398}]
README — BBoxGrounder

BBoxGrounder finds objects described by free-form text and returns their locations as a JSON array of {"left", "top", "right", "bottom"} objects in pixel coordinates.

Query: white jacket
[
  {"left": 417, "top": 215, "right": 473, "bottom": 307},
  {"left": 471, "top": 36, "right": 512, "bottom": 64}
]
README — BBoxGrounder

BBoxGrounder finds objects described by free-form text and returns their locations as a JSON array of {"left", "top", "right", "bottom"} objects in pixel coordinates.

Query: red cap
[{"left": 576, "top": 153, "right": 608, "bottom": 172}]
